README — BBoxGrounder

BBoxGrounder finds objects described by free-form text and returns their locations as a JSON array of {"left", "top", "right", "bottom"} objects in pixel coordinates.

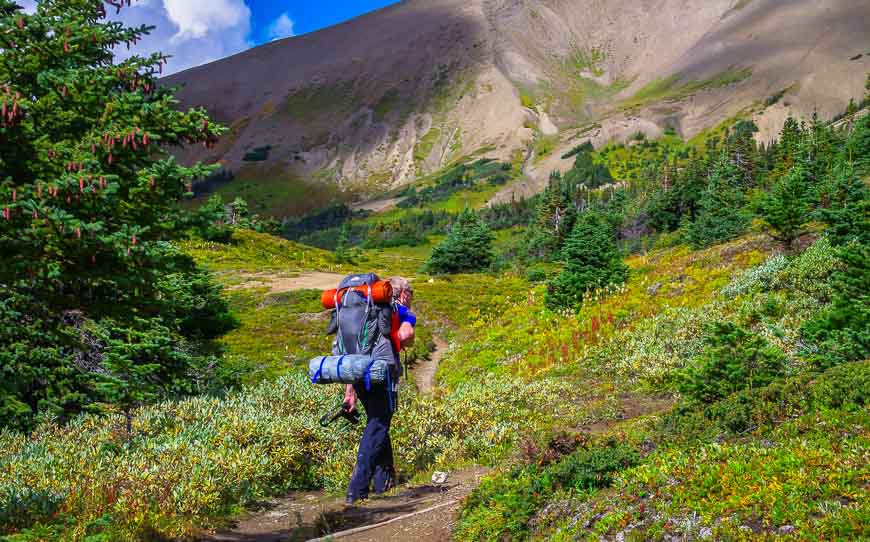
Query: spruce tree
[
  {"left": 545, "top": 210, "right": 628, "bottom": 311},
  {"left": 426, "top": 208, "right": 494, "bottom": 273},
  {"left": 760, "top": 156, "right": 814, "bottom": 251},
  {"left": 686, "top": 155, "right": 750, "bottom": 249},
  {"left": 0, "top": 0, "right": 233, "bottom": 430},
  {"left": 815, "top": 163, "right": 870, "bottom": 246},
  {"left": 525, "top": 171, "right": 576, "bottom": 259}
]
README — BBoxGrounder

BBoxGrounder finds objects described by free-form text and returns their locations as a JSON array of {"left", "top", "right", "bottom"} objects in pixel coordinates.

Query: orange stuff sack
[{"left": 321, "top": 280, "right": 393, "bottom": 309}]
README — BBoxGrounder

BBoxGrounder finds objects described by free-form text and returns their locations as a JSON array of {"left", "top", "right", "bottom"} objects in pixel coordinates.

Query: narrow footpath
[
  {"left": 202, "top": 335, "right": 476, "bottom": 542},
  {"left": 202, "top": 274, "right": 468, "bottom": 542}
]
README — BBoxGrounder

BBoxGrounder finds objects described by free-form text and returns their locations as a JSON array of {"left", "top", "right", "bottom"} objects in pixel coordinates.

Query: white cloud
[
  {"left": 15, "top": 0, "right": 256, "bottom": 75},
  {"left": 267, "top": 12, "right": 295, "bottom": 41},
  {"left": 112, "top": 0, "right": 254, "bottom": 75}
]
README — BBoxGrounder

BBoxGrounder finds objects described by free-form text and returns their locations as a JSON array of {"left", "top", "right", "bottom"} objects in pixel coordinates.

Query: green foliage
[
  {"left": 456, "top": 439, "right": 639, "bottom": 542},
  {"left": 191, "top": 194, "right": 233, "bottom": 242},
  {"left": 425, "top": 208, "right": 494, "bottom": 273},
  {"left": 678, "top": 322, "right": 787, "bottom": 404},
  {"left": 664, "top": 360, "right": 870, "bottom": 440},
  {"left": 760, "top": 156, "right": 814, "bottom": 250},
  {"left": 399, "top": 159, "right": 511, "bottom": 209},
  {"left": 686, "top": 155, "right": 750, "bottom": 248},
  {"left": 181, "top": 229, "right": 340, "bottom": 274},
  {"left": 545, "top": 210, "right": 628, "bottom": 310},
  {"left": 621, "top": 67, "right": 753, "bottom": 110},
  {"left": 563, "top": 141, "right": 613, "bottom": 189},
  {"left": 804, "top": 241, "right": 870, "bottom": 368},
  {"left": 334, "top": 223, "right": 354, "bottom": 263},
  {"left": 0, "top": 0, "right": 233, "bottom": 430},
  {"left": 0, "top": 373, "right": 614, "bottom": 540},
  {"left": 815, "top": 163, "right": 870, "bottom": 246}
]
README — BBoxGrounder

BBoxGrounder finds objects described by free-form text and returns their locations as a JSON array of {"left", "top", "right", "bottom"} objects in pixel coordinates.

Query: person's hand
[{"left": 343, "top": 384, "right": 357, "bottom": 412}]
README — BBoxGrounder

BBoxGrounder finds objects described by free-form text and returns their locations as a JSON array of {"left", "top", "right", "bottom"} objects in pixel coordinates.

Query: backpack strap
[
  {"left": 363, "top": 357, "right": 377, "bottom": 391},
  {"left": 336, "top": 355, "right": 346, "bottom": 382},
  {"left": 385, "top": 367, "right": 395, "bottom": 412},
  {"left": 335, "top": 289, "right": 347, "bottom": 354},
  {"left": 311, "top": 356, "right": 328, "bottom": 384},
  {"left": 358, "top": 283, "right": 374, "bottom": 351}
]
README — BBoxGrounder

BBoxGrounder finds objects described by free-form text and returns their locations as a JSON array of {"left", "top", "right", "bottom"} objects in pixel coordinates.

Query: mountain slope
[{"left": 166, "top": 0, "right": 870, "bottom": 214}]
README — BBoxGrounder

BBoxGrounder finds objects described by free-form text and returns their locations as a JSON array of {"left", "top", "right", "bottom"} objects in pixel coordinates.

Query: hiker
[{"left": 343, "top": 277, "right": 415, "bottom": 504}]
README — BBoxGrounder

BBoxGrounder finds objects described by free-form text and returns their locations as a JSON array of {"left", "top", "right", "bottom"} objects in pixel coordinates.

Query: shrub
[
  {"left": 0, "top": 373, "right": 605, "bottom": 540},
  {"left": 455, "top": 439, "right": 638, "bottom": 542},
  {"left": 425, "top": 208, "right": 494, "bottom": 273},
  {"left": 545, "top": 210, "right": 628, "bottom": 310},
  {"left": 678, "top": 322, "right": 787, "bottom": 404}
]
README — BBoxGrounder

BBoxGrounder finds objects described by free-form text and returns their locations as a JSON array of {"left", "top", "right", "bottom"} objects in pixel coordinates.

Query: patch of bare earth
[
  {"left": 229, "top": 272, "right": 347, "bottom": 294},
  {"left": 413, "top": 335, "right": 447, "bottom": 395},
  {"left": 200, "top": 468, "right": 488, "bottom": 542}
]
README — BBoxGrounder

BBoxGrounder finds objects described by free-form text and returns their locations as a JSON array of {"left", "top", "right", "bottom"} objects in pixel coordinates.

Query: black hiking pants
[{"left": 347, "top": 382, "right": 396, "bottom": 501}]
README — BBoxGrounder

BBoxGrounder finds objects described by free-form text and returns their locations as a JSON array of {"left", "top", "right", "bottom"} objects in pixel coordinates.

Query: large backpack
[{"left": 327, "top": 273, "right": 395, "bottom": 361}]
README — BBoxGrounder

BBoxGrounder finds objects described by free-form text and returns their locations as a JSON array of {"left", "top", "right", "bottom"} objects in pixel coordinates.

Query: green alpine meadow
[{"left": 1, "top": 0, "right": 869, "bottom": 540}]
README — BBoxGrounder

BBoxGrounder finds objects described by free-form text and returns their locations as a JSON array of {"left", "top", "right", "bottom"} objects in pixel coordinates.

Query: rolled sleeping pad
[
  {"left": 309, "top": 354, "right": 391, "bottom": 385},
  {"left": 321, "top": 280, "right": 393, "bottom": 309}
]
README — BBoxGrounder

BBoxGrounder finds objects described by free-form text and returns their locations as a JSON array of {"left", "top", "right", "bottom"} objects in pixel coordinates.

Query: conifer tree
[
  {"left": 760, "top": 155, "right": 814, "bottom": 251},
  {"left": 545, "top": 210, "right": 628, "bottom": 310},
  {"left": 525, "top": 170, "right": 576, "bottom": 259},
  {"left": 426, "top": 208, "right": 494, "bottom": 273},
  {"left": 686, "top": 155, "right": 750, "bottom": 248},
  {"left": 0, "top": 0, "right": 232, "bottom": 430}
]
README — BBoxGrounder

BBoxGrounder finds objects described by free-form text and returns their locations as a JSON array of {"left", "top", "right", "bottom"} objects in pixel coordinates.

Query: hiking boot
[{"left": 345, "top": 495, "right": 367, "bottom": 506}]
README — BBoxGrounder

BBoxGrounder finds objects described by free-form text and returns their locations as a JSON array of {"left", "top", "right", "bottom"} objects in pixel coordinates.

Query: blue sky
[
  {"left": 19, "top": 0, "right": 403, "bottom": 74},
  {"left": 249, "top": 1, "right": 401, "bottom": 43}
]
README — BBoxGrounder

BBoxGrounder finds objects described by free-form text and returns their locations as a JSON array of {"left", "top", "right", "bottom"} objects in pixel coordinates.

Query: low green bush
[
  {"left": 677, "top": 321, "right": 787, "bottom": 404},
  {"left": 455, "top": 439, "right": 639, "bottom": 542},
  {"left": 0, "top": 374, "right": 609, "bottom": 540}
]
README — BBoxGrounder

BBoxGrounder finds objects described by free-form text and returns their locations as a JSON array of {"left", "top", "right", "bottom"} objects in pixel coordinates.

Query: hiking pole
[{"left": 319, "top": 401, "right": 360, "bottom": 428}]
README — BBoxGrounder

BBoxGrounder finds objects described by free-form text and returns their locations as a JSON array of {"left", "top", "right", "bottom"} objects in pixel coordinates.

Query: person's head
[{"left": 389, "top": 277, "right": 413, "bottom": 307}]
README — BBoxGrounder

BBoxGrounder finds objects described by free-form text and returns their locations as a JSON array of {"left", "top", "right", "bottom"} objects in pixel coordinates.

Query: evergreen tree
[
  {"left": 0, "top": 0, "right": 233, "bottom": 430},
  {"left": 803, "top": 242, "right": 870, "bottom": 368},
  {"left": 847, "top": 110, "right": 870, "bottom": 176},
  {"left": 760, "top": 156, "right": 814, "bottom": 251},
  {"left": 686, "top": 155, "right": 750, "bottom": 248},
  {"left": 725, "top": 119, "right": 759, "bottom": 186},
  {"left": 545, "top": 210, "right": 628, "bottom": 310},
  {"left": 426, "top": 208, "right": 494, "bottom": 273},
  {"left": 524, "top": 171, "right": 576, "bottom": 260},
  {"left": 679, "top": 322, "right": 787, "bottom": 404},
  {"left": 563, "top": 142, "right": 612, "bottom": 189},
  {"left": 815, "top": 163, "right": 870, "bottom": 246},
  {"left": 192, "top": 194, "right": 232, "bottom": 242}
]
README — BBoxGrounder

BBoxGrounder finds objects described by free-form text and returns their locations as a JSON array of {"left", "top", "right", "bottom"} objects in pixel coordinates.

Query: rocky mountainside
[{"left": 166, "top": 0, "right": 870, "bottom": 213}]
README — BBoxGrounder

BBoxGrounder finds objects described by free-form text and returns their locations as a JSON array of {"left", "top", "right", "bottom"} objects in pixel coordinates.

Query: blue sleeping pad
[{"left": 309, "top": 355, "right": 391, "bottom": 387}]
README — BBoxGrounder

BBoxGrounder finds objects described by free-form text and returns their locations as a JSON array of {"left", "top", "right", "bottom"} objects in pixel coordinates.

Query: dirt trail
[
  {"left": 200, "top": 393, "right": 673, "bottom": 542},
  {"left": 229, "top": 272, "right": 347, "bottom": 294},
  {"left": 203, "top": 468, "right": 487, "bottom": 542},
  {"left": 413, "top": 335, "right": 447, "bottom": 394}
]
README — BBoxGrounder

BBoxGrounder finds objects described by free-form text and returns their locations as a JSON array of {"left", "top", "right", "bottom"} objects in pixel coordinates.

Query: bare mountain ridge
[{"left": 166, "top": 0, "right": 870, "bottom": 214}]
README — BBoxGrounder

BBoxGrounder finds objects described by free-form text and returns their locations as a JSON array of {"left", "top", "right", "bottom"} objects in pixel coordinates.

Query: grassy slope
[
  {"left": 0, "top": 230, "right": 623, "bottom": 541},
  {"left": 454, "top": 235, "right": 869, "bottom": 541}
]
